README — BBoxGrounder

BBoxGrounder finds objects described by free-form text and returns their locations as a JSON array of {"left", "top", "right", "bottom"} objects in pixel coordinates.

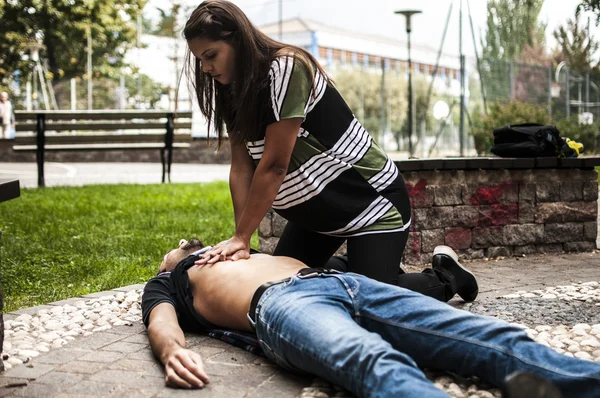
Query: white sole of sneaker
[
  {"left": 433, "top": 245, "right": 459, "bottom": 262},
  {"left": 432, "top": 245, "right": 477, "bottom": 282}
]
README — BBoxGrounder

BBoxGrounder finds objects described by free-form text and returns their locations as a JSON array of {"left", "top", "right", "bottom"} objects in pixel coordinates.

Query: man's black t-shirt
[
  {"left": 140, "top": 248, "right": 265, "bottom": 356},
  {"left": 141, "top": 253, "right": 217, "bottom": 332}
]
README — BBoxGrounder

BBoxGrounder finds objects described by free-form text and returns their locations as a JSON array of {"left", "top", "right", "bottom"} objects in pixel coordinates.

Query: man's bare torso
[{"left": 187, "top": 254, "right": 307, "bottom": 332}]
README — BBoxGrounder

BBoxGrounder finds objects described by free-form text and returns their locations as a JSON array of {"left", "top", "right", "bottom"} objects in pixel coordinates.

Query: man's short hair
[{"left": 181, "top": 238, "right": 204, "bottom": 252}]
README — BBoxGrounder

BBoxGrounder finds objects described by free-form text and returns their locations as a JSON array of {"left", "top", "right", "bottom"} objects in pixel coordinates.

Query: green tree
[
  {"left": 125, "top": 73, "right": 169, "bottom": 108},
  {"left": 332, "top": 67, "right": 441, "bottom": 152},
  {"left": 480, "top": 0, "right": 547, "bottom": 102},
  {"left": 0, "top": 0, "right": 146, "bottom": 93},
  {"left": 399, "top": 75, "right": 437, "bottom": 152},
  {"left": 51, "top": 73, "right": 167, "bottom": 110},
  {"left": 511, "top": 43, "right": 555, "bottom": 105},
  {"left": 332, "top": 68, "right": 408, "bottom": 147},
  {"left": 153, "top": 2, "right": 182, "bottom": 37},
  {"left": 553, "top": 10, "right": 600, "bottom": 118},
  {"left": 481, "top": 0, "right": 546, "bottom": 61},
  {"left": 554, "top": 12, "right": 600, "bottom": 72}
]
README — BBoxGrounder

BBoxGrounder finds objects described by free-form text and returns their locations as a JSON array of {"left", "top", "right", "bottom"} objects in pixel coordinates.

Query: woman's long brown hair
[{"left": 183, "top": 0, "right": 330, "bottom": 149}]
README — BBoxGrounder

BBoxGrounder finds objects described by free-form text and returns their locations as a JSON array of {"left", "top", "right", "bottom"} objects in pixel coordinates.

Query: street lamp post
[{"left": 395, "top": 10, "right": 421, "bottom": 158}]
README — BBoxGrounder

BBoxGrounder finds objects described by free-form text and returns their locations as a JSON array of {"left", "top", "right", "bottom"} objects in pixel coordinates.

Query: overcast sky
[{"left": 146, "top": 0, "right": 600, "bottom": 61}]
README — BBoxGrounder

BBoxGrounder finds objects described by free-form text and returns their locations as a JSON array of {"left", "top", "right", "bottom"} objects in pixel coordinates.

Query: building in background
[
  {"left": 260, "top": 18, "right": 466, "bottom": 97},
  {"left": 127, "top": 18, "right": 469, "bottom": 138}
]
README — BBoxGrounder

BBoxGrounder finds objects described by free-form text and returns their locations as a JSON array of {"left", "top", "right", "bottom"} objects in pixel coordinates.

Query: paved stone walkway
[
  {"left": 0, "top": 251, "right": 599, "bottom": 397},
  {"left": 0, "top": 163, "right": 231, "bottom": 188}
]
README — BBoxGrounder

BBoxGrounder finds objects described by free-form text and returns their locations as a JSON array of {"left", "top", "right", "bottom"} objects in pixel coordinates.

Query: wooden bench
[{"left": 13, "top": 111, "right": 193, "bottom": 187}]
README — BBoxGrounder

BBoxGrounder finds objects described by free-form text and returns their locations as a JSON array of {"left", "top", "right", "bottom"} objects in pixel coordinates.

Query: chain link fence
[
  {"left": 8, "top": 53, "right": 599, "bottom": 155},
  {"left": 324, "top": 56, "right": 600, "bottom": 157},
  {"left": 10, "top": 74, "right": 178, "bottom": 113},
  {"left": 478, "top": 59, "right": 600, "bottom": 124},
  {"left": 472, "top": 58, "right": 600, "bottom": 154},
  {"left": 323, "top": 60, "right": 473, "bottom": 157}
]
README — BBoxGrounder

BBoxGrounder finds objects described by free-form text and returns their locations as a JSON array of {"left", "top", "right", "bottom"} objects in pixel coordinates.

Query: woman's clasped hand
[{"left": 194, "top": 235, "right": 250, "bottom": 265}]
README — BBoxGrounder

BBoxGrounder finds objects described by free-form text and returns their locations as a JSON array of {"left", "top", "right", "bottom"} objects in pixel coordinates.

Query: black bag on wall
[{"left": 490, "top": 123, "right": 564, "bottom": 158}]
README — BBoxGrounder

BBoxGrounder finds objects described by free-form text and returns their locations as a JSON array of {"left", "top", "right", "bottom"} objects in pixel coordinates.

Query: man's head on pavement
[
  {"left": 159, "top": 238, "right": 204, "bottom": 274},
  {"left": 0, "top": 92, "right": 8, "bottom": 102}
]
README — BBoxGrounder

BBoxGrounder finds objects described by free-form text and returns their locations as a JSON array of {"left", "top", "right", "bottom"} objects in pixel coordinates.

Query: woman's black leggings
[{"left": 273, "top": 181, "right": 457, "bottom": 302}]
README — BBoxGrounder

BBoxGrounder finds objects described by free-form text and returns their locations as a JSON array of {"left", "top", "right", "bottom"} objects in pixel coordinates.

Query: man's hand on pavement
[{"left": 164, "top": 346, "right": 210, "bottom": 389}]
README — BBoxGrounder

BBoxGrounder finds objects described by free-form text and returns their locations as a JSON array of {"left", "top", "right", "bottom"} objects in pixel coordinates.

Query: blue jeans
[{"left": 253, "top": 273, "right": 600, "bottom": 398}]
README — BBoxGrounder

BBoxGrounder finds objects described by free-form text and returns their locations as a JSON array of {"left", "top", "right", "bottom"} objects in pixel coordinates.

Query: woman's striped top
[{"left": 245, "top": 56, "right": 410, "bottom": 237}]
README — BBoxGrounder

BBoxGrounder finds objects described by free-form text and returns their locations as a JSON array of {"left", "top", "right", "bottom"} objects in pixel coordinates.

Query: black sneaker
[
  {"left": 502, "top": 371, "right": 563, "bottom": 398},
  {"left": 432, "top": 246, "right": 479, "bottom": 302}
]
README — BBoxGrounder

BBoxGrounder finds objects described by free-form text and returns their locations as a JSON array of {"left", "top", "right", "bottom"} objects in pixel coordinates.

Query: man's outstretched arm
[{"left": 147, "top": 303, "right": 210, "bottom": 388}]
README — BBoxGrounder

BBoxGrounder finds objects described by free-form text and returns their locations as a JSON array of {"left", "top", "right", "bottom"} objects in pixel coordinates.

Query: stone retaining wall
[
  {"left": 0, "top": 138, "right": 232, "bottom": 164},
  {"left": 259, "top": 168, "right": 599, "bottom": 265}
]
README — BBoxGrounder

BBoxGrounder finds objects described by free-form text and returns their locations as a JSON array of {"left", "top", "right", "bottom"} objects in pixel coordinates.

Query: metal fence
[
  {"left": 8, "top": 54, "right": 599, "bottom": 156},
  {"left": 325, "top": 61, "right": 474, "bottom": 157},
  {"left": 324, "top": 57, "right": 600, "bottom": 157},
  {"left": 11, "top": 76, "right": 180, "bottom": 113},
  {"left": 478, "top": 58, "right": 600, "bottom": 124}
]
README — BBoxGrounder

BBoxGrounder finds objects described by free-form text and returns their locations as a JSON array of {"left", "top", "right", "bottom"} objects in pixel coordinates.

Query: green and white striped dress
[{"left": 245, "top": 56, "right": 411, "bottom": 237}]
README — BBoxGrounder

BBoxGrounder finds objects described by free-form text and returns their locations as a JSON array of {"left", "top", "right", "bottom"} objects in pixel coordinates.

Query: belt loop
[
  {"left": 297, "top": 268, "right": 320, "bottom": 279},
  {"left": 297, "top": 267, "right": 341, "bottom": 279}
]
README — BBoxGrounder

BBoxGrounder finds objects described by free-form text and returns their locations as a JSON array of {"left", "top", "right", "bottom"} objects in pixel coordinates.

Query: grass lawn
[{"left": 0, "top": 182, "right": 257, "bottom": 312}]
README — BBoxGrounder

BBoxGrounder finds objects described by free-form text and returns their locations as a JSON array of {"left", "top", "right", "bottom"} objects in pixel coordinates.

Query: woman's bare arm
[
  {"left": 197, "top": 117, "right": 302, "bottom": 264},
  {"left": 229, "top": 138, "right": 255, "bottom": 227}
]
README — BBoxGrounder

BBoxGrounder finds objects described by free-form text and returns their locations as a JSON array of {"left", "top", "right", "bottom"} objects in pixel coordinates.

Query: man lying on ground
[{"left": 141, "top": 239, "right": 599, "bottom": 398}]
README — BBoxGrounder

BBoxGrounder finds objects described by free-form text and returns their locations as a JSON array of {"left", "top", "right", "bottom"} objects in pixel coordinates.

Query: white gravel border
[{"left": 2, "top": 289, "right": 142, "bottom": 370}]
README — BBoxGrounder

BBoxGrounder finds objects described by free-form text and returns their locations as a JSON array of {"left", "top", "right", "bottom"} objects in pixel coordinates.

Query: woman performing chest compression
[{"left": 184, "top": 0, "right": 478, "bottom": 303}]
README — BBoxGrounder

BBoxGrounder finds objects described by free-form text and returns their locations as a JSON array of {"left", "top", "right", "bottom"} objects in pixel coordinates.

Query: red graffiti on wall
[
  {"left": 406, "top": 179, "right": 430, "bottom": 208},
  {"left": 406, "top": 179, "right": 427, "bottom": 196},
  {"left": 470, "top": 183, "right": 517, "bottom": 205}
]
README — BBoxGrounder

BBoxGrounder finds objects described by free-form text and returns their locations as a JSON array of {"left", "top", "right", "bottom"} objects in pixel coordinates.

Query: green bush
[
  {"left": 555, "top": 117, "right": 600, "bottom": 155},
  {"left": 471, "top": 100, "right": 600, "bottom": 155},
  {"left": 471, "top": 101, "right": 551, "bottom": 155}
]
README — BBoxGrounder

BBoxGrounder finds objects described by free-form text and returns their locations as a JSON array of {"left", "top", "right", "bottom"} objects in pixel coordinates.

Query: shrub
[
  {"left": 555, "top": 117, "right": 600, "bottom": 155},
  {"left": 471, "top": 100, "right": 551, "bottom": 155}
]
